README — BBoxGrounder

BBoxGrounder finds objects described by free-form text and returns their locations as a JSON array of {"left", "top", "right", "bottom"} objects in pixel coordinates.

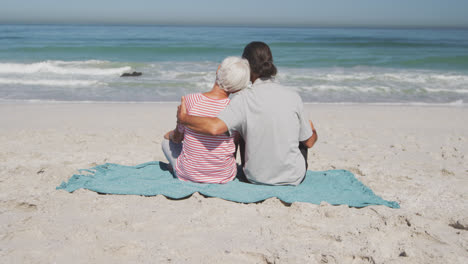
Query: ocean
[{"left": 1, "top": 24, "right": 468, "bottom": 104}]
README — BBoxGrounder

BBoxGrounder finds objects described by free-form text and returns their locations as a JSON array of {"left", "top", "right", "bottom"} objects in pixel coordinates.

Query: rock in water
[{"left": 121, "top": 71, "right": 142, "bottom": 77}]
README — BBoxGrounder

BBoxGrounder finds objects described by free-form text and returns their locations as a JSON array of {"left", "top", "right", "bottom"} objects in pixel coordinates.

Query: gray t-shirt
[{"left": 218, "top": 78, "right": 312, "bottom": 185}]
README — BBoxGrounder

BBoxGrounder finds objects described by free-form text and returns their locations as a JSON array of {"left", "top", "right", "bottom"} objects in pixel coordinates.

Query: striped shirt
[{"left": 175, "top": 93, "right": 237, "bottom": 183}]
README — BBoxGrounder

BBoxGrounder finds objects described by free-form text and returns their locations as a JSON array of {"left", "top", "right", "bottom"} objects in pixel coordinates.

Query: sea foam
[
  {"left": 0, "top": 78, "right": 104, "bottom": 87},
  {"left": 0, "top": 61, "right": 131, "bottom": 76},
  {"left": 1, "top": 60, "right": 468, "bottom": 103}
]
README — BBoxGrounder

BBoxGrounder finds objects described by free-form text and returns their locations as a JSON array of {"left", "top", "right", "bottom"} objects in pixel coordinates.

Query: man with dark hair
[{"left": 177, "top": 41, "right": 317, "bottom": 186}]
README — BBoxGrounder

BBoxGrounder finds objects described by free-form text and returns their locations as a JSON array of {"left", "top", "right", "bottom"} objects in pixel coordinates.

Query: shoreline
[
  {"left": 0, "top": 102, "right": 467, "bottom": 263},
  {"left": 0, "top": 100, "right": 466, "bottom": 107}
]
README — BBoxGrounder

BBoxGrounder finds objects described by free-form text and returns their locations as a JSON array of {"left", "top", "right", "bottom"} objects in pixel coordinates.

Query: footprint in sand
[{"left": 15, "top": 202, "right": 38, "bottom": 212}]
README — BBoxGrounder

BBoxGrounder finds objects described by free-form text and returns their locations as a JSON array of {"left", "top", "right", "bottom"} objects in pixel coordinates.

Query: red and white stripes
[{"left": 175, "top": 93, "right": 237, "bottom": 183}]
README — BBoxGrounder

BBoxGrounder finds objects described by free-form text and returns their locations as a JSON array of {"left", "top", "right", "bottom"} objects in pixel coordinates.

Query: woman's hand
[
  {"left": 164, "top": 130, "right": 173, "bottom": 140},
  {"left": 164, "top": 129, "right": 184, "bottom": 143}
]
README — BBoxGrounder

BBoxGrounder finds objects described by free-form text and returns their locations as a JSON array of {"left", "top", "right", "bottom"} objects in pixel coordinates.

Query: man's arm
[
  {"left": 177, "top": 96, "right": 228, "bottom": 136},
  {"left": 301, "top": 120, "right": 317, "bottom": 148}
]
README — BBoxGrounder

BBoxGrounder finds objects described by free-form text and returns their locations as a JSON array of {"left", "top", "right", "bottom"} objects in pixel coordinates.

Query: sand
[{"left": 0, "top": 102, "right": 467, "bottom": 263}]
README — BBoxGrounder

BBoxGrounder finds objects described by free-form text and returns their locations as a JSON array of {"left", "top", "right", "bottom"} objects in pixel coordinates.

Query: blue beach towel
[{"left": 57, "top": 161, "right": 399, "bottom": 208}]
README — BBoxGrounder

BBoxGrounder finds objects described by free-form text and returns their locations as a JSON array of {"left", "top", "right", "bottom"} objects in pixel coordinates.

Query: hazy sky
[{"left": 1, "top": 0, "right": 468, "bottom": 27}]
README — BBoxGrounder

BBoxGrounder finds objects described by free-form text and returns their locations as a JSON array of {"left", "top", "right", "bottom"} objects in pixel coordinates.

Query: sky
[{"left": 1, "top": 0, "right": 468, "bottom": 27}]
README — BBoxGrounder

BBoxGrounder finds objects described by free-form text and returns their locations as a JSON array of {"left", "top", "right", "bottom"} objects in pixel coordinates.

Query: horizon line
[{"left": 1, "top": 21, "right": 468, "bottom": 30}]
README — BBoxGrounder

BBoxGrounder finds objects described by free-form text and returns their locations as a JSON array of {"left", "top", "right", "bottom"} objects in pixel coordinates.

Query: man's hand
[
  {"left": 177, "top": 96, "right": 187, "bottom": 125},
  {"left": 309, "top": 120, "right": 316, "bottom": 133},
  {"left": 302, "top": 120, "right": 317, "bottom": 148}
]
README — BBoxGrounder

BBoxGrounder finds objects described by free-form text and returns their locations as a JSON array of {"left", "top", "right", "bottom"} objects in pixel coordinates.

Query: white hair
[{"left": 216, "top": 56, "right": 250, "bottom": 93}]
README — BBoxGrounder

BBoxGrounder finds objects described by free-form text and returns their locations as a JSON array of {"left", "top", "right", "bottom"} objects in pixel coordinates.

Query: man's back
[{"left": 219, "top": 78, "right": 312, "bottom": 185}]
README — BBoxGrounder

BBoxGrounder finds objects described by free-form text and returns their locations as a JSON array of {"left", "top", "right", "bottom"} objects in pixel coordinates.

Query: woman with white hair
[{"left": 161, "top": 56, "right": 250, "bottom": 183}]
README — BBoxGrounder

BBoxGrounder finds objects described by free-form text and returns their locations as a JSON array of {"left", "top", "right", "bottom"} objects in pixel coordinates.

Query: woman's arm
[{"left": 302, "top": 120, "right": 318, "bottom": 148}]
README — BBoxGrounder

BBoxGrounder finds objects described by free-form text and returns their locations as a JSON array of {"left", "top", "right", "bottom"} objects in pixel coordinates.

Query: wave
[
  {"left": 303, "top": 100, "right": 465, "bottom": 107},
  {"left": 3, "top": 47, "right": 468, "bottom": 70},
  {"left": 424, "top": 88, "right": 468, "bottom": 94},
  {"left": 281, "top": 70, "right": 468, "bottom": 84},
  {"left": 0, "top": 60, "right": 131, "bottom": 76},
  {"left": 278, "top": 55, "right": 468, "bottom": 70},
  {"left": 298, "top": 85, "right": 391, "bottom": 93},
  {"left": 1, "top": 61, "right": 467, "bottom": 103},
  {"left": 0, "top": 99, "right": 463, "bottom": 107},
  {"left": 400, "top": 56, "right": 468, "bottom": 67},
  {"left": 0, "top": 77, "right": 104, "bottom": 87},
  {"left": 277, "top": 67, "right": 468, "bottom": 102},
  {"left": 297, "top": 84, "right": 468, "bottom": 95}
]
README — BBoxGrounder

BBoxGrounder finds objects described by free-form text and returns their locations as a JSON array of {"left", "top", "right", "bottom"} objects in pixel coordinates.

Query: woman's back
[{"left": 175, "top": 93, "right": 237, "bottom": 183}]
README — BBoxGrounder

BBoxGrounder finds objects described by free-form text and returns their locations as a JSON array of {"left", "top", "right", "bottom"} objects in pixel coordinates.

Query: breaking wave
[{"left": 0, "top": 60, "right": 131, "bottom": 76}]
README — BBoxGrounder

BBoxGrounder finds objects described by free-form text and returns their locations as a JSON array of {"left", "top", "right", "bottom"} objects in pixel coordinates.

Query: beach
[
  {"left": 1, "top": 23, "right": 468, "bottom": 263},
  {"left": 1, "top": 102, "right": 467, "bottom": 263}
]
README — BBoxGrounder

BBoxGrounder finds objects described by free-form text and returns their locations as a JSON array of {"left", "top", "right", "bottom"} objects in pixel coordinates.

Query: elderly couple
[{"left": 162, "top": 42, "right": 317, "bottom": 186}]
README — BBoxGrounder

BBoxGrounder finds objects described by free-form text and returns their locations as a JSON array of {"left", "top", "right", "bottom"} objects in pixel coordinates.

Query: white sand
[{"left": 0, "top": 102, "right": 467, "bottom": 263}]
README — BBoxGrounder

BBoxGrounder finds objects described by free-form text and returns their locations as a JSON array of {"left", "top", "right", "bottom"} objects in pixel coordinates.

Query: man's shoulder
[
  {"left": 229, "top": 88, "right": 252, "bottom": 102},
  {"left": 258, "top": 82, "right": 302, "bottom": 102}
]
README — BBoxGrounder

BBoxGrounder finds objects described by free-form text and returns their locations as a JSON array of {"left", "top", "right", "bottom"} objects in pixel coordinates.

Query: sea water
[{"left": 1, "top": 24, "right": 467, "bottom": 104}]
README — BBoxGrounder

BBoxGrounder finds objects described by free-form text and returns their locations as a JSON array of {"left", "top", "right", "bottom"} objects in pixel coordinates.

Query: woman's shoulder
[
  {"left": 185, "top": 93, "right": 202, "bottom": 100},
  {"left": 184, "top": 93, "right": 203, "bottom": 108}
]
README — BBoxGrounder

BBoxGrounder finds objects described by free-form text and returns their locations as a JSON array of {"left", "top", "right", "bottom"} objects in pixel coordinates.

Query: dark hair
[{"left": 242, "top": 41, "right": 277, "bottom": 78}]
